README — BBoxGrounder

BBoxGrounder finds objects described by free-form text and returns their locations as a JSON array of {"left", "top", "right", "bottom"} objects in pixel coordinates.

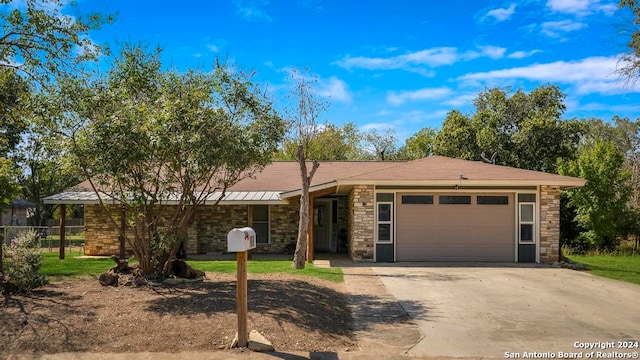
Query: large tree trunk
[
  {"left": 292, "top": 181, "right": 310, "bottom": 269},
  {"left": 292, "top": 145, "right": 319, "bottom": 269}
]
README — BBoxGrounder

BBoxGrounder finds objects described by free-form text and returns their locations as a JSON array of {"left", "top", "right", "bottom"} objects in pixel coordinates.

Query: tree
[
  {"left": 617, "top": 0, "right": 640, "bottom": 83},
  {"left": 16, "top": 130, "right": 83, "bottom": 226},
  {"left": 559, "top": 141, "right": 632, "bottom": 250},
  {"left": 0, "top": 0, "right": 112, "bottom": 85},
  {"left": 434, "top": 86, "right": 581, "bottom": 172},
  {"left": 361, "top": 128, "right": 398, "bottom": 160},
  {"left": 433, "top": 110, "right": 478, "bottom": 160},
  {"left": 397, "top": 127, "right": 437, "bottom": 160},
  {"left": 276, "top": 122, "right": 361, "bottom": 160},
  {"left": 285, "top": 68, "right": 329, "bottom": 269},
  {"left": 40, "top": 46, "right": 286, "bottom": 275},
  {"left": 0, "top": 68, "right": 28, "bottom": 211}
]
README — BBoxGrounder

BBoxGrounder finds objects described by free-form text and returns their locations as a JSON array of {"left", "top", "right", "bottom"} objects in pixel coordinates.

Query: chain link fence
[{"left": 0, "top": 225, "right": 85, "bottom": 253}]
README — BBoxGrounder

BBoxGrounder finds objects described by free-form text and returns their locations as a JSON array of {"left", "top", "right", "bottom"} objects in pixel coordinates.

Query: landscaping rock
[
  {"left": 248, "top": 330, "right": 275, "bottom": 352},
  {"left": 171, "top": 259, "right": 205, "bottom": 279},
  {"left": 98, "top": 273, "right": 118, "bottom": 286}
]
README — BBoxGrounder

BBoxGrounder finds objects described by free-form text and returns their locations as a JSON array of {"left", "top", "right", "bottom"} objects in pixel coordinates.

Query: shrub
[{"left": 1, "top": 229, "right": 47, "bottom": 293}]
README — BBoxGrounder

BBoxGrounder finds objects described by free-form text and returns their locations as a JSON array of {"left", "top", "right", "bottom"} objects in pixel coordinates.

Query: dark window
[
  {"left": 520, "top": 224, "right": 533, "bottom": 242},
  {"left": 378, "top": 203, "right": 392, "bottom": 222},
  {"left": 477, "top": 196, "right": 509, "bottom": 205},
  {"left": 439, "top": 195, "right": 471, "bottom": 204},
  {"left": 401, "top": 195, "right": 433, "bottom": 204},
  {"left": 251, "top": 205, "right": 269, "bottom": 244},
  {"left": 378, "top": 224, "right": 391, "bottom": 242},
  {"left": 377, "top": 193, "right": 394, "bottom": 202},
  {"left": 518, "top": 194, "right": 536, "bottom": 202}
]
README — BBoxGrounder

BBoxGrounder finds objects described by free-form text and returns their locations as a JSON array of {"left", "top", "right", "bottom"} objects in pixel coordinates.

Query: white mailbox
[{"left": 227, "top": 227, "right": 256, "bottom": 252}]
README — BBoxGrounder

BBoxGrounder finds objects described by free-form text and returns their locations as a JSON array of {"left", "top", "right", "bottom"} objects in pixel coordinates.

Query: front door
[{"left": 313, "top": 201, "right": 331, "bottom": 252}]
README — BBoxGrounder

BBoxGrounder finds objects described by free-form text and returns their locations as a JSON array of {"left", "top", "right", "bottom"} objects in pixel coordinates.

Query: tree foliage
[
  {"left": 433, "top": 85, "right": 582, "bottom": 172},
  {"left": 433, "top": 110, "right": 478, "bottom": 160},
  {"left": 559, "top": 141, "right": 633, "bottom": 250},
  {"left": 277, "top": 122, "right": 360, "bottom": 160},
  {"left": 0, "top": 0, "right": 112, "bottom": 85},
  {"left": 40, "top": 45, "right": 286, "bottom": 275},
  {"left": 361, "top": 128, "right": 398, "bottom": 160},
  {"left": 397, "top": 126, "right": 437, "bottom": 160}
]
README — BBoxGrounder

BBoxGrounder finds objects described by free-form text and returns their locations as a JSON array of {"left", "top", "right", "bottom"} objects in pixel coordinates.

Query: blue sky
[{"left": 74, "top": 0, "right": 639, "bottom": 142}]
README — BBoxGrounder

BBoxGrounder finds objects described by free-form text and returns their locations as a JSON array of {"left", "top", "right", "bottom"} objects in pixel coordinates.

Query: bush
[{"left": 1, "top": 229, "right": 47, "bottom": 293}]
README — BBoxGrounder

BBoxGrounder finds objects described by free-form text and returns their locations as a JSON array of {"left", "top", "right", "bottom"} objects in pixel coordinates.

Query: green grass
[
  {"left": 187, "top": 260, "right": 344, "bottom": 283},
  {"left": 41, "top": 251, "right": 114, "bottom": 279},
  {"left": 39, "top": 252, "right": 343, "bottom": 283},
  {"left": 566, "top": 254, "right": 640, "bottom": 285}
]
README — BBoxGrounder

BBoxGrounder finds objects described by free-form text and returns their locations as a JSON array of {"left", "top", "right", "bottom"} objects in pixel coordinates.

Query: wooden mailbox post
[{"left": 227, "top": 227, "right": 256, "bottom": 347}]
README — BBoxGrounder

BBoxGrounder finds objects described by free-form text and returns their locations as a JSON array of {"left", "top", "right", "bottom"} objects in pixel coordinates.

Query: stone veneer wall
[
  {"left": 85, "top": 205, "right": 199, "bottom": 256},
  {"left": 195, "top": 198, "right": 300, "bottom": 254},
  {"left": 84, "top": 205, "right": 122, "bottom": 256},
  {"left": 349, "top": 185, "right": 374, "bottom": 262},
  {"left": 539, "top": 186, "right": 561, "bottom": 263}
]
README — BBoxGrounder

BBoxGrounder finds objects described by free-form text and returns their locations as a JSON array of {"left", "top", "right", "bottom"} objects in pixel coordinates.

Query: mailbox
[{"left": 227, "top": 227, "right": 256, "bottom": 252}]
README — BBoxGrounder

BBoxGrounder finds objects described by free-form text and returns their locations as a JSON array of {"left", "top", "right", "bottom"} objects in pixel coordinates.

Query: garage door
[{"left": 396, "top": 193, "right": 515, "bottom": 261}]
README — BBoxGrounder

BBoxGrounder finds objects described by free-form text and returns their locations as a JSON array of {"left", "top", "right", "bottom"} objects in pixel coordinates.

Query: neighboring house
[
  {"left": 1, "top": 198, "right": 36, "bottom": 226},
  {"left": 43, "top": 156, "right": 585, "bottom": 263}
]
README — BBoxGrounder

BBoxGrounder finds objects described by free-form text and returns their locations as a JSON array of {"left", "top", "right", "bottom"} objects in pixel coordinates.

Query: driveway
[{"left": 373, "top": 265, "right": 640, "bottom": 358}]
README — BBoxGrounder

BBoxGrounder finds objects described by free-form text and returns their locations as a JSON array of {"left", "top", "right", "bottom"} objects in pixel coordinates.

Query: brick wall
[
  {"left": 539, "top": 186, "right": 561, "bottom": 263},
  {"left": 349, "top": 185, "right": 374, "bottom": 262}
]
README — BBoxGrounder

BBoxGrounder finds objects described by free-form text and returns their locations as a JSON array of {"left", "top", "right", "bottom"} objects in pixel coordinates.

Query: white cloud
[
  {"left": 508, "top": 49, "right": 542, "bottom": 59},
  {"left": 458, "top": 56, "right": 640, "bottom": 95},
  {"left": 546, "top": 0, "right": 617, "bottom": 16},
  {"left": 482, "top": 3, "right": 517, "bottom": 22},
  {"left": 387, "top": 87, "right": 453, "bottom": 105},
  {"left": 207, "top": 44, "right": 219, "bottom": 52},
  {"left": 541, "top": 19, "right": 587, "bottom": 38},
  {"left": 316, "top": 76, "right": 353, "bottom": 104},
  {"left": 465, "top": 45, "right": 507, "bottom": 60},
  {"left": 233, "top": 0, "right": 273, "bottom": 22},
  {"left": 443, "top": 93, "right": 477, "bottom": 107},
  {"left": 335, "top": 47, "right": 459, "bottom": 71},
  {"left": 334, "top": 45, "right": 507, "bottom": 74}
]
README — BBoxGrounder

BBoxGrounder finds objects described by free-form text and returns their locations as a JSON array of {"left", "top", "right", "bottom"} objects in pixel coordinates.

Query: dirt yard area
[{"left": 0, "top": 273, "right": 357, "bottom": 354}]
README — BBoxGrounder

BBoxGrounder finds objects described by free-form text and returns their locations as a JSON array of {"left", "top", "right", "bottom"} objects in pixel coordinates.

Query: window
[
  {"left": 377, "top": 193, "right": 394, "bottom": 202},
  {"left": 251, "top": 205, "right": 269, "bottom": 244},
  {"left": 518, "top": 194, "right": 536, "bottom": 202},
  {"left": 519, "top": 203, "right": 535, "bottom": 244},
  {"left": 401, "top": 195, "right": 433, "bottom": 204},
  {"left": 439, "top": 195, "right": 471, "bottom": 204},
  {"left": 477, "top": 196, "right": 509, "bottom": 205},
  {"left": 377, "top": 202, "right": 393, "bottom": 243}
]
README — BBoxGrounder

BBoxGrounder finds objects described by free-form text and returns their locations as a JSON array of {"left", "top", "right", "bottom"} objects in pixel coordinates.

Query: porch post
[
  {"left": 119, "top": 205, "right": 126, "bottom": 258},
  {"left": 58, "top": 204, "right": 66, "bottom": 260},
  {"left": 307, "top": 194, "right": 314, "bottom": 263}
]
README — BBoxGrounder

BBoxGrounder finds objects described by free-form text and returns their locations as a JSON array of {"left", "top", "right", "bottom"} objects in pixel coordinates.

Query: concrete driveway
[{"left": 373, "top": 265, "right": 640, "bottom": 358}]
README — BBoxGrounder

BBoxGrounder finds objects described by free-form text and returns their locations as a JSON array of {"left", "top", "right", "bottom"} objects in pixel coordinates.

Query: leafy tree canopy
[
  {"left": 39, "top": 45, "right": 286, "bottom": 275},
  {"left": 0, "top": 0, "right": 113, "bottom": 85},
  {"left": 559, "top": 140, "right": 633, "bottom": 249}
]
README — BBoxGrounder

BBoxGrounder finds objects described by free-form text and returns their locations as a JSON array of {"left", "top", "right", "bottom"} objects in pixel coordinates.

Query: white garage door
[{"left": 396, "top": 193, "right": 515, "bottom": 262}]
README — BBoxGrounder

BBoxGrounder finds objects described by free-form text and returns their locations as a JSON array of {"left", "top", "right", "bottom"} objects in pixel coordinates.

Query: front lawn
[
  {"left": 565, "top": 254, "right": 640, "bottom": 285},
  {"left": 41, "top": 251, "right": 114, "bottom": 279},
  {"left": 39, "top": 252, "right": 343, "bottom": 282},
  {"left": 187, "top": 259, "right": 344, "bottom": 282}
]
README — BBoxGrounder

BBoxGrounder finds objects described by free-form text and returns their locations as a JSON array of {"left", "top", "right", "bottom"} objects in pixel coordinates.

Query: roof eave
[{"left": 335, "top": 179, "right": 586, "bottom": 188}]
